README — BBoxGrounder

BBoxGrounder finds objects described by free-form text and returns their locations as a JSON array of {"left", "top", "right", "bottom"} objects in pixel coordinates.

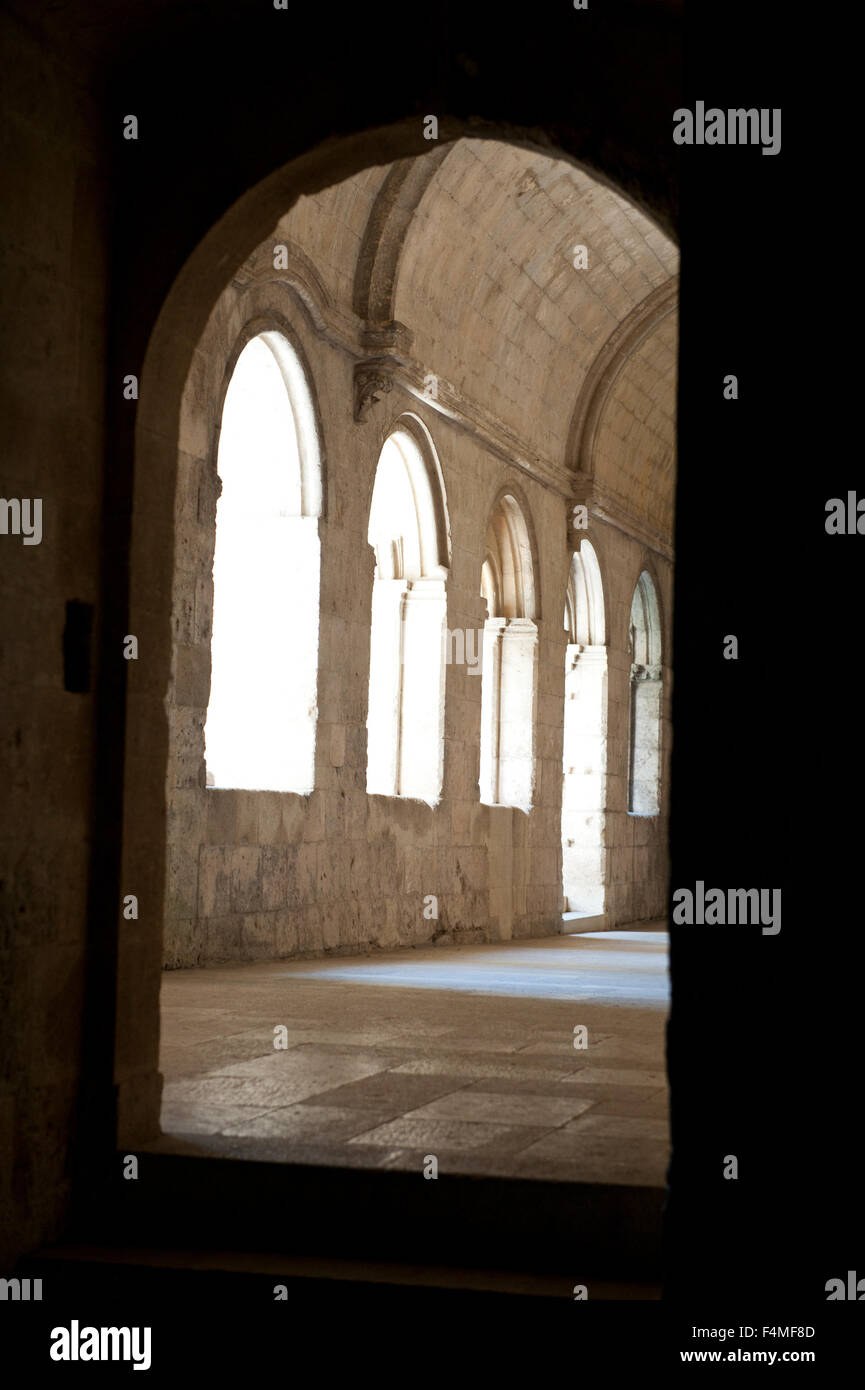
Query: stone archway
[{"left": 117, "top": 122, "right": 677, "bottom": 1147}]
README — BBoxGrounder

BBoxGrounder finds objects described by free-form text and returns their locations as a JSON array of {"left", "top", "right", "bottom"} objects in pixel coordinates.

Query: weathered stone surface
[
  {"left": 154, "top": 143, "right": 673, "bottom": 970},
  {"left": 158, "top": 931, "right": 670, "bottom": 1185}
]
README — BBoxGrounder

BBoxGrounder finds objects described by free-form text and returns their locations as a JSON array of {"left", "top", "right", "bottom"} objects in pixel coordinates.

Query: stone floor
[{"left": 158, "top": 927, "right": 670, "bottom": 1185}]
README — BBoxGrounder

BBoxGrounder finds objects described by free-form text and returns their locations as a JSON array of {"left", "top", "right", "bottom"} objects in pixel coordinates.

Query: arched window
[
  {"left": 562, "top": 542, "right": 607, "bottom": 914},
  {"left": 366, "top": 420, "right": 449, "bottom": 802},
  {"left": 628, "top": 570, "right": 662, "bottom": 816},
  {"left": 204, "top": 331, "right": 322, "bottom": 792},
  {"left": 479, "top": 494, "right": 538, "bottom": 808}
]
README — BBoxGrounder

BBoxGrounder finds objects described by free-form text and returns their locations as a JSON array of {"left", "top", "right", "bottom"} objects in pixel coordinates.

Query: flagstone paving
[{"left": 158, "top": 928, "right": 670, "bottom": 1185}]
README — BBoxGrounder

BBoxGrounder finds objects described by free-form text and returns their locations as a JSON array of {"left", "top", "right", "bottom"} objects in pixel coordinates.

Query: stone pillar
[
  {"left": 399, "top": 577, "right": 447, "bottom": 800},
  {"left": 498, "top": 618, "right": 538, "bottom": 809},
  {"left": 629, "top": 662, "right": 662, "bottom": 816},
  {"left": 479, "top": 617, "right": 505, "bottom": 802},
  {"left": 562, "top": 642, "right": 607, "bottom": 912},
  {"left": 366, "top": 578, "right": 404, "bottom": 795}
]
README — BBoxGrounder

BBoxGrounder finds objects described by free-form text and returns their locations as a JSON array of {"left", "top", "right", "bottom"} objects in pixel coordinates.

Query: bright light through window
[
  {"left": 205, "top": 334, "right": 321, "bottom": 792},
  {"left": 366, "top": 425, "right": 448, "bottom": 803},
  {"left": 478, "top": 495, "right": 537, "bottom": 809}
]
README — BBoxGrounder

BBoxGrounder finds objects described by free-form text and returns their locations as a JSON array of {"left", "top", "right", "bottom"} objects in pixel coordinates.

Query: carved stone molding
[
  {"left": 391, "top": 361, "right": 574, "bottom": 499},
  {"left": 569, "top": 475, "right": 674, "bottom": 562},
  {"left": 354, "top": 360, "right": 394, "bottom": 422},
  {"left": 233, "top": 237, "right": 676, "bottom": 544},
  {"left": 631, "top": 663, "right": 663, "bottom": 683},
  {"left": 359, "top": 320, "right": 414, "bottom": 358}
]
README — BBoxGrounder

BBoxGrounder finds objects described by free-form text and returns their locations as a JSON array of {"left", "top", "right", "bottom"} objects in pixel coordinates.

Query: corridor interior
[
  {"left": 149, "top": 137, "right": 677, "bottom": 1200},
  {"left": 157, "top": 929, "right": 669, "bottom": 1186}
]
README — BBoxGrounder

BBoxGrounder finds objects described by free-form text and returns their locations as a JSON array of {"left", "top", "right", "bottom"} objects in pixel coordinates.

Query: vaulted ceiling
[{"left": 272, "top": 137, "right": 679, "bottom": 545}]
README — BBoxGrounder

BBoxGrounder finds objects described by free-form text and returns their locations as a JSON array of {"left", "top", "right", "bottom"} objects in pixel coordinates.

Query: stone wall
[
  {"left": 0, "top": 1, "right": 682, "bottom": 1265},
  {"left": 161, "top": 236, "right": 672, "bottom": 969},
  {"left": 591, "top": 521, "right": 672, "bottom": 926},
  {"left": 0, "top": 10, "right": 108, "bottom": 1263}
]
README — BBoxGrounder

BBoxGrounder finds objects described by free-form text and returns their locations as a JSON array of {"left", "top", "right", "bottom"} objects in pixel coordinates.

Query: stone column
[
  {"left": 629, "top": 661, "right": 662, "bottom": 816},
  {"left": 398, "top": 577, "right": 447, "bottom": 800},
  {"left": 562, "top": 642, "right": 607, "bottom": 912},
  {"left": 479, "top": 617, "right": 506, "bottom": 803},
  {"left": 366, "top": 578, "right": 405, "bottom": 795},
  {"left": 498, "top": 618, "right": 538, "bottom": 809}
]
